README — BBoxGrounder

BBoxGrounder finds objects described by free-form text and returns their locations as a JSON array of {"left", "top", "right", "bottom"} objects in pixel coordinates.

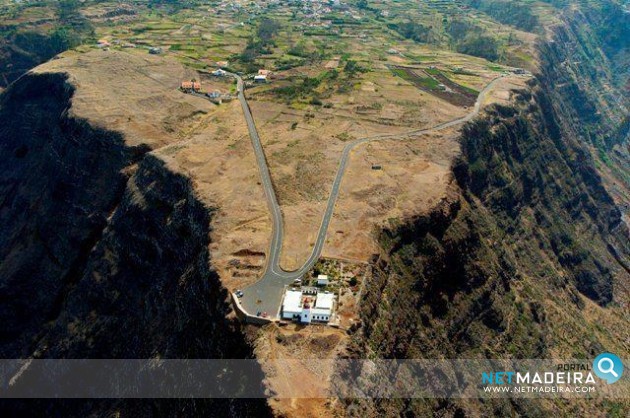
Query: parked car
[{"left": 235, "top": 290, "right": 244, "bottom": 298}]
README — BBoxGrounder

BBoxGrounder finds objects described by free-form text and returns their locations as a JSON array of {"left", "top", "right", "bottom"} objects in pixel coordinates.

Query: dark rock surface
[{"left": 0, "top": 73, "right": 271, "bottom": 417}]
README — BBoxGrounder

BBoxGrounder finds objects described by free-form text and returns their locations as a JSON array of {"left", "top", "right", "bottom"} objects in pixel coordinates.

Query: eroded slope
[{"left": 0, "top": 51, "right": 272, "bottom": 416}]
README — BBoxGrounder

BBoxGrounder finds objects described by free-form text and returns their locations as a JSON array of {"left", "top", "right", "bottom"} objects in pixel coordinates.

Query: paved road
[{"left": 232, "top": 73, "right": 504, "bottom": 318}]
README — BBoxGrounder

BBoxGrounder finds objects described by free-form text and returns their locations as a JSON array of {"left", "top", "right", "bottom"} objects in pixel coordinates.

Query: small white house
[
  {"left": 317, "top": 274, "right": 329, "bottom": 286},
  {"left": 254, "top": 74, "right": 267, "bottom": 83},
  {"left": 212, "top": 69, "right": 227, "bottom": 77}
]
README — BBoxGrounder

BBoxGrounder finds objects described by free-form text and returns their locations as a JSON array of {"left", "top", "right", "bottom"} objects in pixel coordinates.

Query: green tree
[
  {"left": 456, "top": 35, "right": 499, "bottom": 61},
  {"left": 57, "top": 0, "right": 79, "bottom": 22},
  {"left": 49, "top": 26, "right": 81, "bottom": 54},
  {"left": 344, "top": 59, "right": 359, "bottom": 75},
  {"left": 257, "top": 18, "right": 280, "bottom": 45}
]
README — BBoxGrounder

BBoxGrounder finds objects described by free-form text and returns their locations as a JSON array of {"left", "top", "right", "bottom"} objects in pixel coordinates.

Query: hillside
[
  {"left": 0, "top": 52, "right": 272, "bottom": 416},
  {"left": 0, "top": 1, "right": 627, "bottom": 417},
  {"left": 342, "top": 3, "right": 629, "bottom": 417}
]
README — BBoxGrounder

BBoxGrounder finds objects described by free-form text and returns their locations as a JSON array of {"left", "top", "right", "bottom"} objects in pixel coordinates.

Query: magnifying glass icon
[{"left": 597, "top": 358, "right": 619, "bottom": 377}]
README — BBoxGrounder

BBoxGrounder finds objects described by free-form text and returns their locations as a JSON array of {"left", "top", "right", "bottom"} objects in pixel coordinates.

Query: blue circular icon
[{"left": 593, "top": 353, "right": 623, "bottom": 384}]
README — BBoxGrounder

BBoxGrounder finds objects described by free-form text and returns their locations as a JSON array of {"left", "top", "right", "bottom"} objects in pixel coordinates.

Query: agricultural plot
[{"left": 389, "top": 65, "right": 477, "bottom": 107}]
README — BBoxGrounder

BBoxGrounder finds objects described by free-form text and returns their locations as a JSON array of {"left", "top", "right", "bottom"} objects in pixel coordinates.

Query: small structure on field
[
  {"left": 181, "top": 80, "right": 202, "bottom": 93},
  {"left": 206, "top": 90, "right": 234, "bottom": 104},
  {"left": 317, "top": 274, "right": 329, "bottom": 286}
]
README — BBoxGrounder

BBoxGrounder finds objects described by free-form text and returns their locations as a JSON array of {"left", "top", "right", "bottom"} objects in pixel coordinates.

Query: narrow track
[{"left": 234, "top": 73, "right": 504, "bottom": 317}]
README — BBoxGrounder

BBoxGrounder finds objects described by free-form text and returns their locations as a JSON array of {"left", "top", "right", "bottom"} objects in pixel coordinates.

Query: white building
[
  {"left": 317, "top": 274, "right": 329, "bottom": 286},
  {"left": 254, "top": 74, "right": 267, "bottom": 83},
  {"left": 281, "top": 288, "right": 334, "bottom": 323}
]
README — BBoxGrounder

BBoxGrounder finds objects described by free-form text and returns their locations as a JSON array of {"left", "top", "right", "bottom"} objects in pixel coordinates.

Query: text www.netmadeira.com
[{"left": 483, "top": 386, "right": 596, "bottom": 394}]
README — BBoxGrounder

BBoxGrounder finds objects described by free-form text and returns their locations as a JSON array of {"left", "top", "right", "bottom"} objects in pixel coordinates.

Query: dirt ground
[
  {"left": 483, "top": 75, "right": 532, "bottom": 105},
  {"left": 34, "top": 49, "right": 526, "bottom": 292},
  {"left": 247, "top": 58, "right": 520, "bottom": 270},
  {"left": 253, "top": 323, "right": 348, "bottom": 417},
  {"left": 323, "top": 75, "right": 531, "bottom": 262},
  {"left": 324, "top": 127, "right": 463, "bottom": 262},
  {"left": 35, "top": 50, "right": 272, "bottom": 291}
]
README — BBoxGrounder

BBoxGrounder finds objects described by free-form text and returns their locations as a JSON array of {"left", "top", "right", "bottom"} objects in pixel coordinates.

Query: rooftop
[
  {"left": 315, "top": 292, "right": 334, "bottom": 310},
  {"left": 283, "top": 290, "right": 302, "bottom": 312}
]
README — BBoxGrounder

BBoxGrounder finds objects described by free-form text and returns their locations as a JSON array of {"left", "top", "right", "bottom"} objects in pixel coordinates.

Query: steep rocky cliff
[
  {"left": 345, "top": 4, "right": 629, "bottom": 417},
  {"left": 0, "top": 72, "right": 270, "bottom": 416},
  {"left": 0, "top": 73, "right": 146, "bottom": 357},
  {"left": 538, "top": 3, "right": 630, "bottom": 210}
]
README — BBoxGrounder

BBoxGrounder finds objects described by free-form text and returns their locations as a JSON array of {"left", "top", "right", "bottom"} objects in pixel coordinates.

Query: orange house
[{"left": 181, "top": 81, "right": 201, "bottom": 92}]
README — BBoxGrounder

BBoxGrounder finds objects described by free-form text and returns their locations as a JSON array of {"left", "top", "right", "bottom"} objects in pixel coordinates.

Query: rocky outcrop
[{"left": 0, "top": 73, "right": 271, "bottom": 416}]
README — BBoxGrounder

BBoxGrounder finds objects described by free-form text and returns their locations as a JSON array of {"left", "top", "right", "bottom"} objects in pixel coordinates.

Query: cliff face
[
  {"left": 0, "top": 32, "right": 66, "bottom": 88},
  {"left": 0, "top": 73, "right": 270, "bottom": 416},
  {"left": 0, "top": 73, "right": 147, "bottom": 356},
  {"left": 538, "top": 4, "right": 630, "bottom": 210},
  {"left": 356, "top": 84, "right": 629, "bottom": 352},
  {"left": 347, "top": 5, "right": 629, "bottom": 417}
]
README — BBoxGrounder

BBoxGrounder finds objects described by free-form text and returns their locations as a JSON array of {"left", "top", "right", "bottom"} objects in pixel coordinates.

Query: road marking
[{"left": 232, "top": 72, "right": 505, "bottom": 316}]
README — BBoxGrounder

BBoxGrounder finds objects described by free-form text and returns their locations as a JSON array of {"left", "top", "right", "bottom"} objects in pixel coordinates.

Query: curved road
[{"left": 233, "top": 73, "right": 504, "bottom": 318}]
